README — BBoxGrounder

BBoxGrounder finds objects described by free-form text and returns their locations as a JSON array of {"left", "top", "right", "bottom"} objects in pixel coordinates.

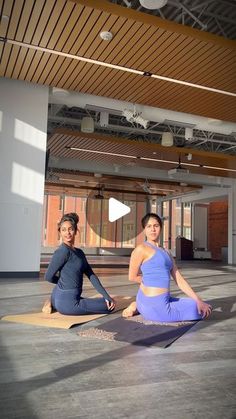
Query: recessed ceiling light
[{"left": 100, "top": 31, "right": 113, "bottom": 41}]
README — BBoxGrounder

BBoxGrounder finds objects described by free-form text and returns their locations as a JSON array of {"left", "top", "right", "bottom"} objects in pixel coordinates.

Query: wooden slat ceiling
[
  {"left": 48, "top": 129, "right": 236, "bottom": 178},
  {"left": 45, "top": 169, "right": 202, "bottom": 199},
  {"left": 0, "top": 0, "right": 236, "bottom": 122}
]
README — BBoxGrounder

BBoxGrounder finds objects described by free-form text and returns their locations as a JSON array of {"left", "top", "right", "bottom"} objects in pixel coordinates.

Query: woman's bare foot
[
  {"left": 42, "top": 299, "right": 52, "bottom": 314},
  {"left": 122, "top": 301, "right": 138, "bottom": 318}
]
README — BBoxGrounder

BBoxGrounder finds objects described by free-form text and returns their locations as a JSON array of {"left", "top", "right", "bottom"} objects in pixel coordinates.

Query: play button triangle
[{"left": 108, "top": 197, "right": 131, "bottom": 222}]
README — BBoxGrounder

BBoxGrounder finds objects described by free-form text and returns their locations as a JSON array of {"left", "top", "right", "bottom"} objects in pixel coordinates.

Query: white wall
[{"left": 0, "top": 77, "right": 48, "bottom": 275}]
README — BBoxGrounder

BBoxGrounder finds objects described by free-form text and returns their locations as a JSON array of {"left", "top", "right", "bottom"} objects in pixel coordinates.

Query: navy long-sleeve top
[{"left": 45, "top": 243, "right": 112, "bottom": 302}]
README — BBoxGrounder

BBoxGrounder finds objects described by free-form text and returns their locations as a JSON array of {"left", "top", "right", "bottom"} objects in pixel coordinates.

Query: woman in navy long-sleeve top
[{"left": 42, "top": 212, "right": 115, "bottom": 315}]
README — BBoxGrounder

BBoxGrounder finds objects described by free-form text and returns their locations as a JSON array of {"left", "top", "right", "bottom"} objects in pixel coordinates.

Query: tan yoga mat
[{"left": 1, "top": 296, "right": 134, "bottom": 329}]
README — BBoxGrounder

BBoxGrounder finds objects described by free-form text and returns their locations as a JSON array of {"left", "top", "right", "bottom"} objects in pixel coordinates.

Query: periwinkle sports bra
[{"left": 141, "top": 241, "right": 173, "bottom": 288}]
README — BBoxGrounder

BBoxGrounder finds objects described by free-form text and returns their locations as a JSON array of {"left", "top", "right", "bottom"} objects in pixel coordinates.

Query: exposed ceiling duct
[{"left": 49, "top": 88, "right": 236, "bottom": 137}]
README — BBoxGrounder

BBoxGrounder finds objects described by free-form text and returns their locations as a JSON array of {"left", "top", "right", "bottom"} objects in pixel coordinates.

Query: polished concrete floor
[{"left": 0, "top": 260, "right": 236, "bottom": 419}]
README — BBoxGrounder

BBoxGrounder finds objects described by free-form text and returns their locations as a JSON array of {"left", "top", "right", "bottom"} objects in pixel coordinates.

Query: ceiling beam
[{"left": 71, "top": 0, "right": 236, "bottom": 50}]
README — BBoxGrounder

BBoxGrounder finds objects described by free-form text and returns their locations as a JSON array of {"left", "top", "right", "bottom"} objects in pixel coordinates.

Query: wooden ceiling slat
[
  {"left": 120, "top": 80, "right": 236, "bottom": 122},
  {"left": 154, "top": 76, "right": 233, "bottom": 110},
  {"left": 158, "top": 95, "right": 236, "bottom": 122},
  {"left": 52, "top": 134, "right": 69, "bottom": 155},
  {"left": 53, "top": 134, "right": 71, "bottom": 155},
  {"left": 99, "top": 38, "right": 223, "bottom": 99},
  {"left": 0, "top": 0, "right": 14, "bottom": 38},
  {"left": 77, "top": 14, "right": 132, "bottom": 58},
  {"left": 31, "top": 0, "right": 58, "bottom": 45},
  {"left": 93, "top": 16, "right": 135, "bottom": 61},
  {"left": 0, "top": 43, "right": 13, "bottom": 77},
  {"left": 73, "top": 61, "right": 114, "bottom": 92},
  {"left": 132, "top": 37, "right": 195, "bottom": 75},
  {"left": 92, "top": 20, "right": 145, "bottom": 65},
  {"left": 12, "top": 48, "right": 32, "bottom": 80},
  {"left": 123, "top": 31, "right": 180, "bottom": 72},
  {"left": 188, "top": 60, "right": 236, "bottom": 91},
  {"left": 23, "top": 0, "right": 46, "bottom": 43},
  {"left": 40, "top": 0, "right": 74, "bottom": 49},
  {"left": 135, "top": 74, "right": 199, "bottom": 103},
  {"left": 6, "top": 0, "right": 24, "bottom": 40},
  {"left": 47, "top": 129, "right": 236, "bottom": 179},
  {"left": 165, "top": 43, "right": 235, "bottom": 83},
  {"left": 171, "top": 48, "right": 236, "bottom": 90},
  {"left": 88, "top": 66, "right": 127, "bottom": 96},
  {"left": 146, "top": 85, "right": 228, "bottom": 116},
  {"left": 30, "top": 51, "right": 53, "bottom": 84},
  {"left": 1, "top": 0, "right": 236, "bottom": 124},
  {"left": 15, "top": 0, "right": 34, "bottom": 41},
  {"left": 69, "top": 9, "right": 105, "bottom": 55},
  {"left": 197, "top": 69, "right": 236, "bottom": 92},
  {"left": 113, "top": 26, "right": 164, "bottom": 68},
  {"left": 53, "top": 59, "right": 83, "bottom": 90},
  {"left": 24, "top": 50, "right": 44, "bottom": 81},
  {"left": 56, "top": 59, "right": 82, "bottom": 88},
  {"left": 51, "top": 5, "right": 84, "bottom": 51},
  {"left": 43, "top": 56, "right": 70, "bottom": 85},
  {"left": 87, "top": 66, "right": 132, "bottom": 95},
  {"left": 152, "top": 40, "right": 213, "bottom": 76},
  {"left": 78, "top": 14, "right": 121, "bottom": 60},
  {"left": 153, "top": 38, "right": 206, "bottom": 76},
  {"left": 45, "top": 7, "right": 108, "bottom": 88},
  {"left": 61, "top": 6, "right": 94, "bottom": 53},
  {"left": 154, "top": 41, "right": 215, "bottom": 76},
  {"left": 18, "top": 48, "right": 36, "bottom": 79},
  {"left": 128, "top": 67, "right": 227, "bottom": 107},
  {"left": 75, "top": 0, "right": 236, "bottom": 50},
  {"left": 67, "top": 61, "right": 97, "bottom": 91},
  {"left": 143, "top": 40, "right": 234, "bottom": 92},
  {"left": 5, "top": 45, "right": 20, "bottom": 78},
  {"left": 37, "top": 54, "right": 62, "bottom": 84},
  {"left": 178, "top": 91, "right": 236, "bottom": 117},
  {"left": 137, "top": 33, "right": 191, "bottom": 72},
  {"left": 106, "top": 72, "right": 151, "bottom": 100}
]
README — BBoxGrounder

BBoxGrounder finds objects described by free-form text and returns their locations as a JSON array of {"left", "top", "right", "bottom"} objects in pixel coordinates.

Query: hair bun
[{"left": 67, "top": 212, "right": 79, "bottom": 224}]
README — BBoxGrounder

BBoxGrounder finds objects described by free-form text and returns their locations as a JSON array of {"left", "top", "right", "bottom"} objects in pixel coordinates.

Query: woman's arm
[
  {"left": 171, "top": 259, "right": 212, "bottom": 317},
  {"left": 83, "top": 256, "right": 113, "bottom": 303},
  {"left": 128, "top": 246, "right": 144, "bottom": 284},
  {"left": 171, "top": 262, "right": 201, "bottom": 300},
  {"left": 45, "top": 246, "right": 69, "bottom": 284}
]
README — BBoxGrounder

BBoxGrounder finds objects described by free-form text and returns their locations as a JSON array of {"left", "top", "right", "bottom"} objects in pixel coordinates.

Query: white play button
[{"left": 108, "top": 197, "right": 131, "bottom": 222}]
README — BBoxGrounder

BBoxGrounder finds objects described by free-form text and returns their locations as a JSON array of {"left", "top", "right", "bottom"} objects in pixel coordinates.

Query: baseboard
[{"left": 0, "top": 272, "right": 40, "bottom": 279}]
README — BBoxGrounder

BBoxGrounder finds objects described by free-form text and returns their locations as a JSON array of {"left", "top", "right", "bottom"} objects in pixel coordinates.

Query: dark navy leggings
[{"left": 51, "top": 286, "right": 111, "bottom": 315}]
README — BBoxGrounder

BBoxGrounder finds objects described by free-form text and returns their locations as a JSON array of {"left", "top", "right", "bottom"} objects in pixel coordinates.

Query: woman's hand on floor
[
  {"left": 106, "top": 298, "right": 116, "bottom": 311},
  {"left": 197, "top": 300, "right": 212, "bottom": 318}
]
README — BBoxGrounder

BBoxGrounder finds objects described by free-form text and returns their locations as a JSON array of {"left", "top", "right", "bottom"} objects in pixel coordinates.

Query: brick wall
[{"left": 208, "top": 201, "right": 228, "bottom": 261}]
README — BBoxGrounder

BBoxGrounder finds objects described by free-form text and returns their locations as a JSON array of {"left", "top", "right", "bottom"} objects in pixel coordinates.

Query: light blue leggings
[{"left": 136, "top": 288, "right": 202, "bottom": 322}]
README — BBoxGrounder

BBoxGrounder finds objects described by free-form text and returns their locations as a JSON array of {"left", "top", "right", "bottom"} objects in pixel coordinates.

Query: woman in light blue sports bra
[{"left": 122, "top": 213, "right": 212, "bottom": 322}]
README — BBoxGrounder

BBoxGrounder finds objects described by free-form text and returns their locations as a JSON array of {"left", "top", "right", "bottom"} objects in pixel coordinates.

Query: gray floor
[{"left": 0, "top": 261, "right": 236, "bottom": 419}]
